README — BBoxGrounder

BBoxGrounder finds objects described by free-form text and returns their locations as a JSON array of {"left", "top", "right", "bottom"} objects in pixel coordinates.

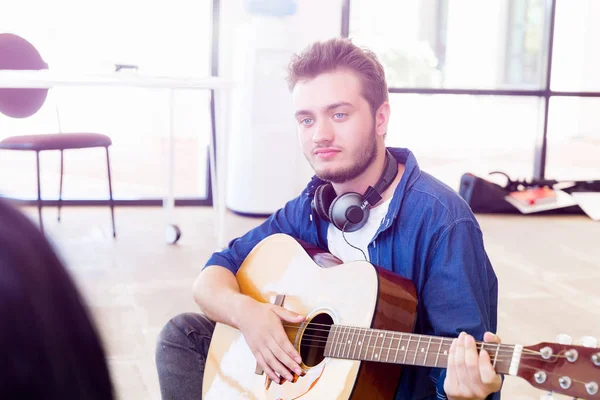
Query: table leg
[
  {"left": 165, "top": 88, "right": 181, "bottom": 244},
  {"left": 215, "top": 87, "right": 231, "bottom": 250}
]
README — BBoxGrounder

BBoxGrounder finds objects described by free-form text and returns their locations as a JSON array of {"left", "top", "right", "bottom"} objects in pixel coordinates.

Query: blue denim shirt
[{"left": 205, "top": 147, "right": 500, "bottom": 400}]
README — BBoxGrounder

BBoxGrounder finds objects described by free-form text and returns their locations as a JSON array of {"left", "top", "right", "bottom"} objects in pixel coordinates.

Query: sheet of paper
[
  {"left": 570, "top": 192, "right": 600, "bottom": 221},
  {"left": 504, "top": 189, "right": 578, "bottom": 214}
]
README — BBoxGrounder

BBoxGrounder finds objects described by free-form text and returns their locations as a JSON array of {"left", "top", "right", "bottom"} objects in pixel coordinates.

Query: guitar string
[
  {"left": 290, "top": 331, "right": 580, "bottom": 361},
  {"left": 295, "top": 336, "right": 517, "bottom": 360},
  {"left": 281, "top": 341, "right": 594, "bottom": 390},
  {"left": 280, "top": 322, "right": 568, "bottom": 357},
  {"left": 282, "top": 324, "right": 541, "bottom": 355},
  {"left": 302, "top": 329, "right": 516, "bottom": 354},
  {"left": 289, "top": 339, "right": 578, "bottom": 368},
  {"left": 298, "top": 335, "right": 573, "bottom": 361},
  {"left": 270, "top": 326, "right": 592, "bottom": 388},
  {"left": 295, "top": 333, "right": 515, "bottom": 353}
]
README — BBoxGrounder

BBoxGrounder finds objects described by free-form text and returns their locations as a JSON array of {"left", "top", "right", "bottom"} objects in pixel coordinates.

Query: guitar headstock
[{"left": 518, "top": 335, "right": 600, "bottom": 399}]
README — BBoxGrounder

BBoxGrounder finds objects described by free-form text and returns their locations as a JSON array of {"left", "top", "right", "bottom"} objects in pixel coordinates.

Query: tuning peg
[
  {"left": 579, "top": 336, "right": 598, "bottom": 348},
  {"left": 556, "top": 333, "right": 572, "bottom": 344}
]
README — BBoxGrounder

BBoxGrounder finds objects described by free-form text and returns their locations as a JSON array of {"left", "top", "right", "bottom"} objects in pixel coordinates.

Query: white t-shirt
[{"left": 327, "top": 197, "right": 392, "bottom": 263}]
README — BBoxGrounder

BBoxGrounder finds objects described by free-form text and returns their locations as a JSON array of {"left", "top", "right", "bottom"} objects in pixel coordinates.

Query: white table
[{"left": 0, "top": 69, "right": 233, "bottom": 247}]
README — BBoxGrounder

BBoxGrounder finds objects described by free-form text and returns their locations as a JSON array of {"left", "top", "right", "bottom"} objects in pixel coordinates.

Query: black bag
[
  {"left": 458, "top": 172, "right": 599, "bottom": 214},
  {"left": 459, "top": 173, "right": 518, "bottom": 213}
]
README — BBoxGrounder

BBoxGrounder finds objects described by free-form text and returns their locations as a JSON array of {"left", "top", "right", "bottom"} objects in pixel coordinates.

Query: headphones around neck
[{"left": 311, "top": 149, "right": 398, "bottom": 232}]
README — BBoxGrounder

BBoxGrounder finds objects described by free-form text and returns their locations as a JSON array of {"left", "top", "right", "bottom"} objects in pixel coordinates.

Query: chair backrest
[{"left": 0, "top": 33, "right": 49, "bottom": 118}]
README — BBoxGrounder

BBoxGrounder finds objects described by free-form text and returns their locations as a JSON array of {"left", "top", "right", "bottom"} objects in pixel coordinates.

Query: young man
[{"left": 156, "top": 38, "right": 501, "bottom": 400}]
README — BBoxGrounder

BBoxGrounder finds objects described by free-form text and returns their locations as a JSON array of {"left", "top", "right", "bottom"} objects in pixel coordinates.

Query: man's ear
[{"left": 375, "top": 102, "right": 390, "bottom": 138}]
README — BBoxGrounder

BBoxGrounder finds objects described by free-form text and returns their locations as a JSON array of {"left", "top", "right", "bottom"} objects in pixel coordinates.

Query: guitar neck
[{"left": 324, "top": 325, "right": 516, "bottom": 375}]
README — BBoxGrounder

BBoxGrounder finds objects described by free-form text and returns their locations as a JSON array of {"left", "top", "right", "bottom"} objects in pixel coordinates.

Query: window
[
  {"left": 386, "top": 94, "right": 541, "bottom": 190},
  {"left": 551, "top": 0, "right": 600, "bottom": 92},
  {"left": 347, "top": 0, "right": 600, "bottom": 182},
  {"left": 546, "top": 97, "right": 600, "bottom": 181},
  {"left": 0, "top": 0, "right": 214, "bottom": 201},
  {"left": 504, "top": 0, "right": 548, "bottom": 88},
  {"left": 349, "top": 0, "right": 549, "bottom": 89}
]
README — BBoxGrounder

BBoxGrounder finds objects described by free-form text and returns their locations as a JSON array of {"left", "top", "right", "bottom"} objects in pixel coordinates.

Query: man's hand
[
  {"left": 237, "top": 299, "right": 305, "bottom": 384},
  {"left": 444, "top": 331, "right": 503, "bottom": 400}
]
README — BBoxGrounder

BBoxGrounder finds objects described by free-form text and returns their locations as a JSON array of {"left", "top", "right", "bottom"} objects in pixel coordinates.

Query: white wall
[{"left": 218, "top": 0, "right": 343, "bottom": 213}]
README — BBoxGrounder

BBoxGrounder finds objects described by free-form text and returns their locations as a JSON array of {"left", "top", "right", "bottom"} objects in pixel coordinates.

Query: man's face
[{"left": 292, "top": 69, "right": 378, "bottom": 184}]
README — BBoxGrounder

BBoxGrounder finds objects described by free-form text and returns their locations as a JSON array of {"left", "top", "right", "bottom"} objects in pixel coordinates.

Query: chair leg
[
  {"left": 58, "top": 149, "right": 63, "bottom": 222},
  {"left": 36, "top": 151, "right": 44, "bottom": 233},
  {"left": 105, "top": 146, "right": 116, "bottom": 238}
]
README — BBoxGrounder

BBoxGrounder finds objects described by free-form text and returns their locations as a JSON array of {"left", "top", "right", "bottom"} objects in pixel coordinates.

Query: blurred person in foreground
[{"left": 0, "top": 199, "right": 114, "bottom": 399}]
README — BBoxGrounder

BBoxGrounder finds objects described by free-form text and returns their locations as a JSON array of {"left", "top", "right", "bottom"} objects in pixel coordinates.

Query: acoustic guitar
[{"left": 202, "top": 234, "right": 599, "bottom": 399}]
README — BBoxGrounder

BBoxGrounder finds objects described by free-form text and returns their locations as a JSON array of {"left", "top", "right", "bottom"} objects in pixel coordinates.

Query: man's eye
[
  {"left": 301, "top": 118, "right": 313, "bottom": 125},
  {"left": 333, "top": 113, "right": 346, "bottom": 119}
]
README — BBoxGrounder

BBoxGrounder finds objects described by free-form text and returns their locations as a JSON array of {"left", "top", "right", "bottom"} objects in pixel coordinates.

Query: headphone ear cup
[
  {"left": 329, "top": 192, "right": 369, "bottom": 232},
  {"left": 312, "top": 184, "right": 336, "bottom": 222}
]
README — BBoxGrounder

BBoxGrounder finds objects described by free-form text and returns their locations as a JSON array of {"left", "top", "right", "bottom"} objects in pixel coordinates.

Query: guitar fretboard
[{"left": 323, "top": 325, "right": 513, "bottom": 374}]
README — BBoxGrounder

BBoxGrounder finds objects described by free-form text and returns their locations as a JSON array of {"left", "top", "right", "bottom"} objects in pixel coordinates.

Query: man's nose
[{"left": 312, "top": 120, "right": 334, "bottom": 143}]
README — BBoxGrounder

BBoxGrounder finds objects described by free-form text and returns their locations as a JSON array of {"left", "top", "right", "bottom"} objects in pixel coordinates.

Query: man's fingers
[
  {"left": 274, "top": 328, "right": 303, "bottom": 364},
  {"left": 261, "top": 347, "right": 294, "bottom": 382},
  {"left": 479, "top": 348, "right": 501, "bottom": 386},
  {"left": 464, "top": 334, "right": 484, "bottom": 388},
  {"left": 254, "top": 351, "right": 280, "bottom": 384},
  {"left": 269, "top": 335, "right": 303, "bottom": 376},
  {"left": 445, "top": 337, "right": 458, "bottom": 386},
  {"left": 272, "top": 306, "right": 305, "bottom": 323},
  {"left": 454, "top": 332, "right": 470, "bottom": 388},
  {"left": 271, "top": 322, "right": 302, "bottom": 364},
  {"left": 483, "top": 331, "right": 501, "bottom": 344}
]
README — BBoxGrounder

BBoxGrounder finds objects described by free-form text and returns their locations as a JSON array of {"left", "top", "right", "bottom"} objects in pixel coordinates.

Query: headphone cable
[{"left": 341, "top": 221, "right": 368, "bottom": 261}]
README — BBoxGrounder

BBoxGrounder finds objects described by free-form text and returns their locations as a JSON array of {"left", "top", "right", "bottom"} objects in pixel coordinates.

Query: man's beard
[{"left": 311, "top": 127, "right": 378, "bottom": 184}]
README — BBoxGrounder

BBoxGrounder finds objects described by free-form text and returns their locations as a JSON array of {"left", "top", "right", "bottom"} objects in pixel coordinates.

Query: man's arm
[
  {"left": 192, "top": 265, "right": 251, "bottom": 328},
  {"left": 192, "top": 194, "right": 312, "bottom": 383},
  {"left": 421, "top": 218, "right": 501, "bottom": 400},
  {"left": 193, "top": 265, "right": 305, "bottom": 384}
]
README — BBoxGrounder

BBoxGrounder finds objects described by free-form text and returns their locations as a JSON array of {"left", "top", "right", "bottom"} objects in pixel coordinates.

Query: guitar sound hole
[{"left": 300, "top": 313, "right": 333, "bottom": 367}]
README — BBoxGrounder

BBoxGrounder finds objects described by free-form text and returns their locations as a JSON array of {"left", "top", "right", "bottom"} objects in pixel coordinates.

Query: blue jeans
[{"left": 155, "top": 313, "right": 215, "bottom": 400}]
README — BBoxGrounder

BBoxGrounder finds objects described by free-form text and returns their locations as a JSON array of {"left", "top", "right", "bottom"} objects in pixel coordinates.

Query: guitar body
[{"left": 203, "top": 233, "right": 418, "bottom": 400}]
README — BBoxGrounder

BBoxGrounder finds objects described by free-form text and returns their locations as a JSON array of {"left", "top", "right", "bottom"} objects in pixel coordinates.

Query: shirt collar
[{"left": 305, "top": 147, "right": 421, "bottom": 200}]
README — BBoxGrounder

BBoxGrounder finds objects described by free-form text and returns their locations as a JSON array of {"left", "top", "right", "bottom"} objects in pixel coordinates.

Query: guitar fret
[
  {"left": 381, "top": 331, "right": 388, "bottom": 362},
  {"left": 394, "top": 332, "right": 402, "bottom": 363},
  {"left": 344, "top": 327, "right": 355, "bottom": 358},
  {"left": 353, "top": 327, "right": 359, "bottom": 360},
  {"left": 351, "top": 327, "right": 359, "bottom": 360},
  {"left": 493, "top": 344, "right": 500, "bottom": 368},
  {"left": 361, "top": 328, "right": 368, "bottom": 359},
  {"left": 365, "top": 329, "right": 373, "bottom": 361},
  {"left": 403, "top": 335, "right": 410, "bottom": 364},
  {"left": 371, "top": 330, "right": 380, "bottom": 361},
  {"left": 325, "top": 325, "right": 335, "bottom": 356},
  {"left": 330, "top": 325, "right": 337, "bottom": 358},
  {"left": 336, "top": 326, "right": 346, "bottom": 358},
  {"left": 337, "top": 326, "right": 347, "bottom": 358},
  {"left": 359, "top": 328, "right": 368, "bottom": 360},
  {"left": 385, "top": 332, "right": 392, "bottom": 362},
  {"left": 434, "top": 338, "right": 442, "bottom": 367},
  {"left": 327, "top": 326, "right": 336, "bottom": 357},
  {"left": 344, "top": 327, "right": 354, "bottom": 359},
  {"left": 424, "top": 337, "right": 432, "bottom": 366},
  {"left": 413, "top": 335, "right": 421, "bottom": 364}
]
